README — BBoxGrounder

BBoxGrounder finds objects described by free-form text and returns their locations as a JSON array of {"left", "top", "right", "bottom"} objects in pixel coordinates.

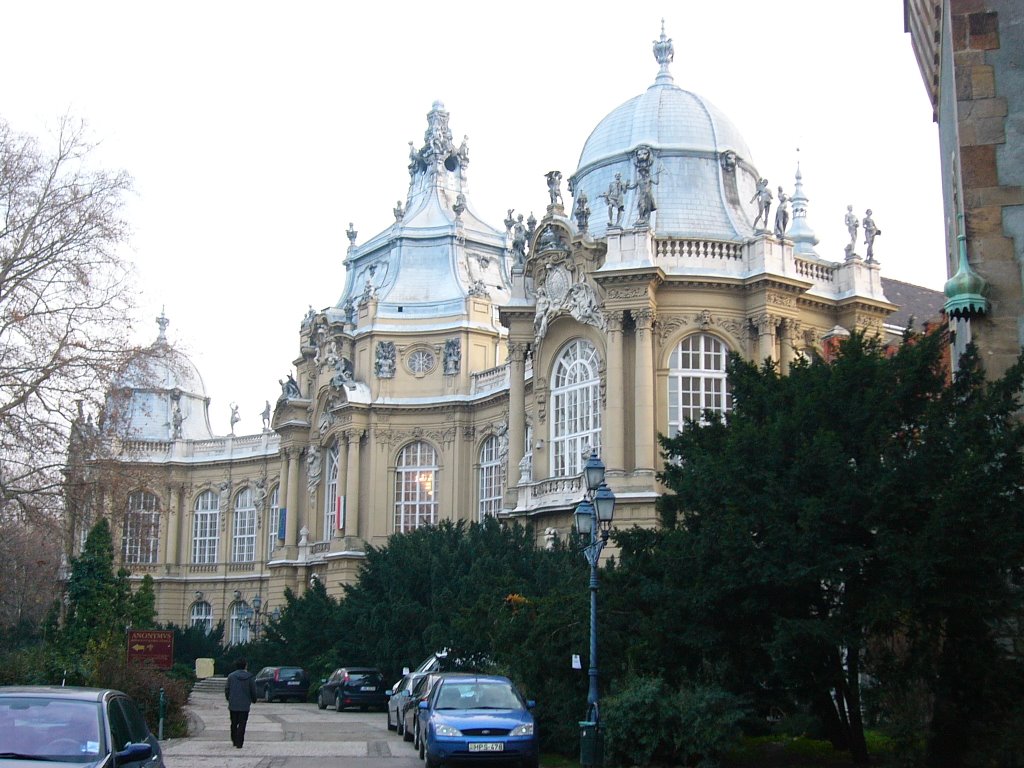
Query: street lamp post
[
  {"left": 574, "top": 451, "right": 615, "bottom": 768},
  {"left": 238, "top": 593, "right": 278, "bottom": 638}
]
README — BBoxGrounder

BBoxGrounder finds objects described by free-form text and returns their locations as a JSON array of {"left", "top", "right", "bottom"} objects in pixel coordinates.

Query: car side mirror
[
  {"left": 115, "top": 743, "right": 153, "bottom": 764},
  {"left": 418, "top": 700, "right": 428, "bottom": 710},
  {"left": 320, "top": 678, "right": 327, "bottom": 684},
  {"left": 526, "top": 700, "right": 536, "bottom": 709},
  {"left": 386, "top": 688, "right": 395, "bottom": 696}
]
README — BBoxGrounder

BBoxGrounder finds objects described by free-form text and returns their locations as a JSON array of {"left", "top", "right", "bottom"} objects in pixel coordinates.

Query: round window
[{"left": 408, "top": 350, "right": 434, "bottom": 374}]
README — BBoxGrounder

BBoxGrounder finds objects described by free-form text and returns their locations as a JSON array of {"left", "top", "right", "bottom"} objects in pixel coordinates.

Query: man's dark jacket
[{"left": 225, "top": 669, "right": 257, "bottom": 711}]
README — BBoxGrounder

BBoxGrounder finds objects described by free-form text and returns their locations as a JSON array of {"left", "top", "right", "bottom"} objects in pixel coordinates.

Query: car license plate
[
  {"left": 360, "top": 686, "right": 376, "bottom": 691},
  {"left": 469, "top": 743, "right": 504, "bottom": 752},
  {"left": 287, "top": 681, "right": 299, "bottom": 685}
]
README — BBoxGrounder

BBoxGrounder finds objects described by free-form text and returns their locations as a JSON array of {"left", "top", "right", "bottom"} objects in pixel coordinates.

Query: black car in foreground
[
  {"left": 0, "top": 685, "right": 165, "bottom": 767},
  {"left": 254, "top": 666, "right": 310, "bottom": 703},
  {"left": 318, "top": 666, "right": 387, "bottom": 711}
]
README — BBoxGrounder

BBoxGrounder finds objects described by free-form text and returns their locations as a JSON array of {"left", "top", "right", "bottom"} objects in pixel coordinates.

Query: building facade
[
  {"left": 73, "top": 29, "right": 941, "bottom": 634},
  {"left": 905, "top": 0, "right": 1023, "bottom": 374}
]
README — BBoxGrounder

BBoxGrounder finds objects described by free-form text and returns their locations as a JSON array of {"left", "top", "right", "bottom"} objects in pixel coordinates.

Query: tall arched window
[
  {"left": 122, "top": 491, "right": 160, "bottom": 564},
  {"left": 394, "top": 441, "right": 438, "bottom": 533},
  {"left": 232, "top": 487, "right": 256, "bottom": 563},
  {"left": 229, "top": 602, "right": 250, "bottom": 645},
  {"left": 478, "top": 435, "right": 505, "bottom": 520},
  {"left": 323, "top": 443, "right": 340, "bottom": 541},
  {"left": 191, "top": 490, "right": 219, "bottom": 564},
  {"left": 551, "top": 339, "right": 602, "bottom": 477},
  {"left": 668, "top": 333, "right": 732, "bottom": 435},
  {"left": 190, "top": 601, "right": 213, "bottom": 634},
  {"left": 268, "top": 485, "right": 280, "bottom": 556}
]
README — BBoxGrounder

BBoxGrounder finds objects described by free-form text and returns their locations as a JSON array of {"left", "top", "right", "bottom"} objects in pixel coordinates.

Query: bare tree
[{"left": 0, "top": 115, "right": 136, "bottom": 525}]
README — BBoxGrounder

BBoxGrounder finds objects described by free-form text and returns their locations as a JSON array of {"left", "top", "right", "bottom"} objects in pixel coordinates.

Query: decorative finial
[
  {"left": 156, "top": 308, "right": 169, "bottom": 344},
  {"left": 346, "top": 223, "right": 357, "bottom": 246},
  {"left": 653, "top": 19, "right": 674, "bottom": 85}
]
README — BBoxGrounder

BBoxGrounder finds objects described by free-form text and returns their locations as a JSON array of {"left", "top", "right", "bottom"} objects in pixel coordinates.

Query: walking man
[{"left": 225, "top": 658, "right": 257, "bottom": 748}]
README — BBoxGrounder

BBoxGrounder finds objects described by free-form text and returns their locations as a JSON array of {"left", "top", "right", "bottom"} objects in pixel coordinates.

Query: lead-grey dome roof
[{"left": 570, "top": 27, "right": 763, "bottom": 242}]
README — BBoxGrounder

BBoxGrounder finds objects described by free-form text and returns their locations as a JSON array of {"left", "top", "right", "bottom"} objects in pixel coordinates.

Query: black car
[
  {"left": 318, "top": 666, "right": 387, "bottom": 711},
  {"left": 254, "top": 666, "right": 310, "bottom": 703},
  {"left": 0, "top": 685, "right": 165, "bottom": 767},
  {"left": 403, "top": 671, "right": 446, "bottom": 745}
]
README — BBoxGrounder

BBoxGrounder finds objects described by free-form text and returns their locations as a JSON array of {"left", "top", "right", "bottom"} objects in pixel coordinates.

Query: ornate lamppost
[
  {"left": 574, "top": 451, "right": 615, "bottom": 768},
  {"left": 237, "top": 593, "right": 279, "bottom": 638}
]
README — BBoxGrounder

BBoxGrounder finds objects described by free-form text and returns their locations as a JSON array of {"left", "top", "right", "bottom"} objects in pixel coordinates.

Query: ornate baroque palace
[{"left": 71, "top": 29, "right": 941, "bottom": 641}]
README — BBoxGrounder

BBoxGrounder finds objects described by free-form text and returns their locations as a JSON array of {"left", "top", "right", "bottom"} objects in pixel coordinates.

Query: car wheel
[
  {"left": 425, "top": 755, "right": 442, "bottom": 768},
  {"left": 387, "top": 708, "right": 397, "bottom": 731},
  {"left": 264, "top": 686, "right": 273, "bottom": 703},
  {"left": 402, "top": 717, "right": 412, "bottom": 741},
  {"left": 418, "top": 731, "right": 426, "bottom": 760},
  {"left": 336, "top": 693, "right": 344, "bottom": 712},
  {"left": 317, "top": 691, "right": 327, "bottom": 710}
]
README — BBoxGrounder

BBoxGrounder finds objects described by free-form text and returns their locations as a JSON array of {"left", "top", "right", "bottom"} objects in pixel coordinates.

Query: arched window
[
  {"left": 122, "top": 491, "right": 160, "bottom": 564},
  {"left": 394, "top": 441, "right": 438, "bottom": 533},
  {"left": 191, "top": 490, "right": 219, "bottom": 564},
  {"left": 190, "top": 601, "right": 212, "bottom": 634},
  {"left": 323, "top": 443, "right": 340, "bottom": 541},
  {"left": 232, "top": 487, "right": 256, "bottom": 563},
  {"left": 551, "top": 339, "right": 602, "bottom": 477},
  {"left": 268, "top": 485, "right": 280, "bottom": 556},
  {"left": 229, "top": 601, "right": 250, "bottom": 645},
  {"left": 668, "top": 333, "right": 732, "bottom": 435},
  {"left": 478, "top": 435, "right": 505, "bottom": 520}
]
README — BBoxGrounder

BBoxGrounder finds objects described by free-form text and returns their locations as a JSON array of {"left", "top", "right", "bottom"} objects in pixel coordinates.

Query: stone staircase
[{"left": 191, "top": 675, "right": 226, "bottom": 695}]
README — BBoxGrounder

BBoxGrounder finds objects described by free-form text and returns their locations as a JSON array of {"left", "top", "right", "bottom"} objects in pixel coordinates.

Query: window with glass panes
[
  {"left": 232, "top": 487, "right": 256, "bottom": 562},
  {"left": 190, "top": 601, "right": 212, "bottom": 633},
  {"left": 478, "top": 435, "right": 505, "bottom": 520},
  {"left": 229, "top": 602, "right": 250, "bottom": 645},
  {"left": 551, "top": 339, "right": 602, "bottom": 477},
  {"left": 268, "top": 486, "right": 280, "bottom": 556},
  {"left": 667, "top": 333, "right": 731, "bottom": 435},
  {"left": 394, "top": 441, "right": 438, "bottom": 533},
  {"left": 191, "top": 490, "right": 219, "bottom": 564},
  {"left": 122, "top": 491, "right": 160, "bottom": 564},
  {"left": 323, "top": 444, "right": 339, "bottom": 541}
]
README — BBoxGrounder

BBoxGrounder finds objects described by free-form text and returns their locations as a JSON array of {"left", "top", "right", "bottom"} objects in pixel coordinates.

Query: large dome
[
  {"left": 106, "top": 314, "right": 214, "bottom": 441},
  {"left": 570, "top": 28, "right": 762, "bottom": 242}
]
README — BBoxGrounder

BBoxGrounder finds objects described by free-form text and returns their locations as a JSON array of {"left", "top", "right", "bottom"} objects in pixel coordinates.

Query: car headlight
[
  {"left": 434, "top": 723, "right": 463, "bottom": 737},
  {"left": 510, "top": 723, "right": 534, "bottom": 737}
]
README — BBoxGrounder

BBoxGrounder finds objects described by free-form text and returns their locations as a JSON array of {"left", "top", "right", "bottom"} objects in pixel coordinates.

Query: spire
[
  {"left": 403, "top": 102, "right": 472, "bottom": 224},
  {"left": 944, "top": 212, "right": 989, "bottom": 318},
  {"left": 653, "top": 20, "right": 674, "bottom": 86},
  {"left": 787, "top": 160, "right": 820, "bottom": 258},
  {"left": 155, "top": 308, "right": 169, "bottom": 344}
]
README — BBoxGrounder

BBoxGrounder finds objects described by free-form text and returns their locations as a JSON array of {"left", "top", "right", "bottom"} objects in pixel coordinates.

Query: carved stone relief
[{"left": 375, "top": 341, "right": 397, "bottom": 378}]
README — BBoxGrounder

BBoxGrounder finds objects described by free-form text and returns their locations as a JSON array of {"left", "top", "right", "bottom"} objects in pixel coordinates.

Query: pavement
[{"left": 161, "top": 683, "right": 423, "bottom": 768}]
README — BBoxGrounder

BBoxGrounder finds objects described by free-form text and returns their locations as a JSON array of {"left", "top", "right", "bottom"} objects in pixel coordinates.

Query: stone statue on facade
[
  {"left": 346, "top": 223, "right": 357, "bottom": 246},
  {"left": 229, "top": 403, "right": 240, "bottom": 434},
  {"left": 600, "top": 173, "right": 628, "bottom": 228},
  {"left": 534, "top": 283, "right": 552, "bottom": 342},
  {"left": 393, "top": 200, "right": 405, "bottom": 221},
  {"left": 774, "top": 187, "right": 790, "bottom": 238},
  {"left": 844, "top": 205, "right": 859, "bottom": 259},
  {"left": 505, "top": 210, "right": 529, "bottom": 268},
  {"left": 303, "top": 305, "right": 316, "bottom": 327},
  {"left": 453, "top": 193, "right": 466, "bottom": 218},
  {"left": 218, "top": 481, "right": 231, "bottom": 514},
  {"left": 443, "top": 338, "right": 461, "bottom": 375},
  {"left": 458, "top": 135, "right": 470, "bottom": 167},
  {"left": 375, "top": 341, "right": 397, "bottom": 378},
  {"left": 261, "top": 400, "right": 271, "bottom": 430},
  {"left": 306, "top": 445, "right": 321, "bottom": 495},
  {"left": 519, "top": 453, "right": 533, "bottom": 484},
  {"left": 545, "top": 170, "right": 563, "bottom": 207},
  {"left": 573, "top": 191, "right": 591, "bottom": 233},
  {"left": 331, "top": 357, "right": 355, "bottom": 390},
  {"left": 566, "top": 282, "right": 606, "bottom": 330},
  {"left": 750, "top": 178, "right": 773, "bottom": 230},
  {"left": 632, "top": 146, "right": 659, "bottom": 226},
  {"left": 279, "top": 373, "right": 301, "bottom": 401},
  {"left": 171, "top": 402, "right": 183, "bottom": 439},
  {"left": 863, "top": 209, "right": 881, "bottom": 263}
]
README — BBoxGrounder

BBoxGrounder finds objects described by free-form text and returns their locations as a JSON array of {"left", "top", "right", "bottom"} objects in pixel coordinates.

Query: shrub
[{"left": 602, "top": 676, "right": 746, "bottom": 768}]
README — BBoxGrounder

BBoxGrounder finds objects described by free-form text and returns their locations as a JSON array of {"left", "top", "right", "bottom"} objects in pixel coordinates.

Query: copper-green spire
[{"left": 944, "top": 212, "right": 989, "bottom": 318}]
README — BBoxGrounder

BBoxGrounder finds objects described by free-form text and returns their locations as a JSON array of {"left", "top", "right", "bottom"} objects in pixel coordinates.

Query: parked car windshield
[
  {"left": 434, "top": 681, "right": 522, "bottom": 710},
  {"left": 0, "top": 697, "right": 103, "bottom": 761},
  {"left": 347, "top": 671, "right": 381, "bottom": 685},
  {"left": 277, "top": 667, "right": 304, "bottom": 679}
]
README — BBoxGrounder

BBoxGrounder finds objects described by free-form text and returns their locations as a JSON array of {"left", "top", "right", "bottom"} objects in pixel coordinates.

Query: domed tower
[{"left": 106, "top": 312, "right": 214, "bottom": 441}]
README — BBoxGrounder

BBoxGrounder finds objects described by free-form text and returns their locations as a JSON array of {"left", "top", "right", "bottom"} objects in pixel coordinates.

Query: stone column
[
  {"left": 633, "top": 308, "right": 656, "bottom": 472},
  {"left": 754, "top": 314, "right": 777, "bottom": 364},
  {"left": 164, "top": 484, "right": 180, "bottom": 568},
  {"left": 337, "top": 438, "right": 350, "bottom": 537},
  {"left": 604, "top": 311, "right": 625, "bottom": 473},
  {"left": 285, "top": 448, "right": 300, "bottom": 547},
  {"left": 780, "top": 319, "right": 800, "bottom": 375},
  {"left": 507, "top": 342, "right": 527, "bottom": 488},
  {"left": 344, "top": 430, "right": 363, "bottom": 539}
]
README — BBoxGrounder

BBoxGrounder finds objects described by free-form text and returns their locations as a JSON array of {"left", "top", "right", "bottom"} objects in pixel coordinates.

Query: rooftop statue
[
  {"left": 574, "top": 191, "right": 591, "bottom": 233},
  {"left": 545, "top": 170, "right": 563, "bottom": 207},
  {"left": 844, "top": 205, "right": 859, "bottom": 259},
  {"left": 750, "top": 178, "right": 773, "bottom": 230},
  {"left": 600, "top": 173, "right": 628, "bottom": 228},
  {"left": 633, "top": 146, "right": 659, "bottom": 226},
  {"left": 774, "top": 186, "right": 790, "bottom": 238},
  {"left": 863, "top": 209, "right": 881, "bottom": 263}
]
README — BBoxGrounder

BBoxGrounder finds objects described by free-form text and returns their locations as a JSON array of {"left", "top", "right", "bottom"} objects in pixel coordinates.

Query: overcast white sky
[{"left": 3, "top": 0, "right": 945, "bottom": 436}]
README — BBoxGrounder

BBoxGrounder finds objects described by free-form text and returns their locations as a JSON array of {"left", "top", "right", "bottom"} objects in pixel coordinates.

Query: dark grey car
[
  {"left": 0, "top": 685, "right": 165, "bottom": 767},
  {"left": 318, "top": 667, "right": 387, "bottom": 711}
]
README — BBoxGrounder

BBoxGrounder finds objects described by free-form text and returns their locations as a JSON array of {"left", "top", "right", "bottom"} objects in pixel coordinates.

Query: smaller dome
[{"left": 117, "top": 343, "right": 207, "bottom": 397}]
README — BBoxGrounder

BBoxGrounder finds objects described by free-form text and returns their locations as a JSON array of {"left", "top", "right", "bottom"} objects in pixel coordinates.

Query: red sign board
[{"left": 126, "top": 629, "right": 174, "bottom": 670}]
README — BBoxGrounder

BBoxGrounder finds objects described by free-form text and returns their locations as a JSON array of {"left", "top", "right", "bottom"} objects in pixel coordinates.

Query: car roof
[
  {"left": 339, "top": 666, "right": 380, "bottom": 672},
  {"left": 0, "top": 686, "right": 120, "bottom": 702},
  {"left": 437, "top": 673, "right": 510, "bottom": 683}
]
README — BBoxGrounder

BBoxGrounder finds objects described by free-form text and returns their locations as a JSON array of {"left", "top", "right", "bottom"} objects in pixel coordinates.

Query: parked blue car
[{"left": 417, "top": 674, "right": 538, "bottom": 768}]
